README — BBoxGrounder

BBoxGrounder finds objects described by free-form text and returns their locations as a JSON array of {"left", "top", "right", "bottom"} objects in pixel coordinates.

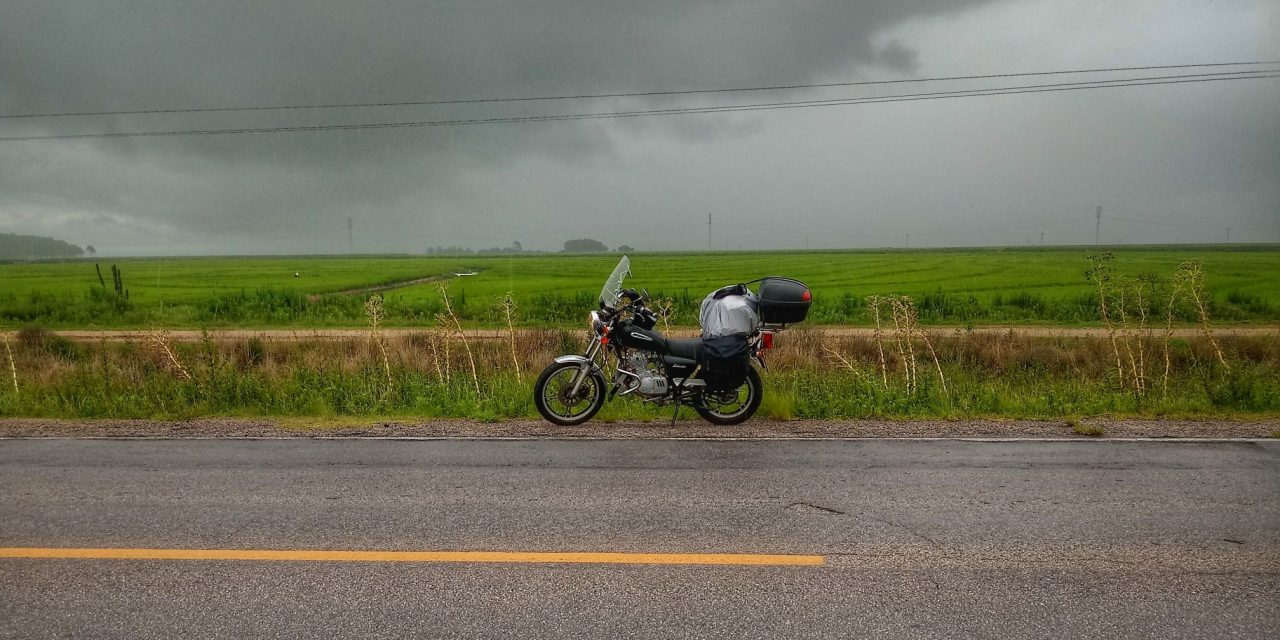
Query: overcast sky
[{"left": 1, "top": 0, "right": 1277, "bottom": 255}]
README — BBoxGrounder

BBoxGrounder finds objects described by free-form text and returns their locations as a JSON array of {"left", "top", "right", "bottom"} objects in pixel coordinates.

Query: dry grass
[
  {"left": 1177, "top": 260, "right": 1229, "bottom": 371},
  {"left": 1082, "top": 255, "right": 1237, "bottom": 398},
  {"left": 840, "top": 296, "right": 947, "bottom": 395},
  {"left": 653, "top": 297, "right": 675, "bottom": 335},
  {"left": 889, "top": 297, "right": 918, "bottom": 392},
  {"left": 1162, "top": 273, "right": 1182, "bottom": 397},
  {"left": 1072, "top": 420, "right": 1105, "bottom": 437},
  {"left": 867, "top": 296, "right": 890, "bottom": 389},
  {"left": 437, "top": 282, "right": 479, "bottom": 395},
  {"left": 146, "top": 328, "right": 192, "bottom": 381},
  {"left": 2, "top": 330, "right": 17, "bottom": 396},
  {"left": 820, "top": 341, "right": 868, "bottom": 382},
  {"left": 1087, "top": 252, "right": 1128, "bottom": 387},
  {"left": 498, "top": 292, "right": 523, "bottom": 384},
  {"left": 364, "top": 294, "right": 392, "bottom": 390}
]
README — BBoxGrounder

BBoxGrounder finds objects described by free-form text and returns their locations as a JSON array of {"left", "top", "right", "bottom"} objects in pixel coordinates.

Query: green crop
[{"left": 1, "top": 246, "right": 1277, "bottom": 328}]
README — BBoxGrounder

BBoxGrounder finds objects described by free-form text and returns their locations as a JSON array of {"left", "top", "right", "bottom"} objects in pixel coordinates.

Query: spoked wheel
[
  {"left": 694, "top": 367, "right": 763, "bottom": 425},
  {"left": 534, "top": 361, "right": 607, "bottom": 426}
]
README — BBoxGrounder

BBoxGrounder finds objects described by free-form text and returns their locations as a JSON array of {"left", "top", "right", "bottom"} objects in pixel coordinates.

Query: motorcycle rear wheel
[
  {"left": 694, "top": 367, "right": 763, "bottom": 425},
  {"left": 534, "top": 361, "right": 607, "bottom": 426}
]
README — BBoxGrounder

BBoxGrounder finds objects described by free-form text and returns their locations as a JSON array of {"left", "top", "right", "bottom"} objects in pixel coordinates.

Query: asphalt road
[{"left": 2, "top": 438, "right": 1277, "bottom": 639}]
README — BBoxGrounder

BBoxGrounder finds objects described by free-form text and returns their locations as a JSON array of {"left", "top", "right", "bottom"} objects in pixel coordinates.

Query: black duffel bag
[{"left": 701, "top": 334, "right": 752, "bottom": 392}]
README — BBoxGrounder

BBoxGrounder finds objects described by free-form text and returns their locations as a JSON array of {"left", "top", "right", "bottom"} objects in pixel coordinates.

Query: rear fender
[{"left": 751, "top": 352, "right": 768, "bottom": 372}]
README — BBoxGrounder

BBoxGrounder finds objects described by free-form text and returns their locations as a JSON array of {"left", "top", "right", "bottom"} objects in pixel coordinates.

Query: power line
[
  {"left": 717, "top": 209, "right": 1280, "bottom": 246},
  {"left": 1109, "top": 213, "right": 1276, "bottom": 232},
  {"left": 2, "top": 71, "right": 1275, "bottom": 142},
  {"left": 1110, "top": 213, "right": 1221, "bottom": 228},
  {"left": 3, "top": 60, "right": 1277, "bottom": 120},
  {"left": 744, "top": 213, "right": 1096, "bottom": 243}
]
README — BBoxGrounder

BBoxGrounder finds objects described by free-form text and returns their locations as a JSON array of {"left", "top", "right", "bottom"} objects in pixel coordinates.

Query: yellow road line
[{"left": 0, "top": 547, "right": 823, "bottom": 567}]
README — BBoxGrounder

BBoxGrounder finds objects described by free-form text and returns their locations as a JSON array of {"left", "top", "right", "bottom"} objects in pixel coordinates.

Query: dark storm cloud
[
  {"left": 0, "top": 0, "right": 1277, "bottom": 253},
  {"left": 0, "top": 0, "right": 988, "bottom": 252},
  {"left": 0, "top": 0, "right": 965, "bottom": 138}
]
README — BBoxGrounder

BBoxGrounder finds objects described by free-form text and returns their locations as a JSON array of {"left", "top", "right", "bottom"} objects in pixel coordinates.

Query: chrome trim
[
  {"left": 674, "top": 378, "right": 707, "bottom": 388},
  {"left": 615, "top": 367, "right": 642, "bottom": 396},
  {"left": 561, "top": 339, "right": 600, "bottom": 397}
]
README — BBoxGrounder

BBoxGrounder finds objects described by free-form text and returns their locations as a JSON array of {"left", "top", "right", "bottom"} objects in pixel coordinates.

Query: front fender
[
  {"left": 553, "top": 354, "right": 605, "bottom": 388},
  {"left": 554, "top": 354, "right": 604, "bottom": 376}
]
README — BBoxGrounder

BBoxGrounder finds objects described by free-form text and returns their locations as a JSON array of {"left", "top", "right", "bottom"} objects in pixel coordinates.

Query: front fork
[{"left": 566, "top": 339, "right": 603, "bottom": 398}]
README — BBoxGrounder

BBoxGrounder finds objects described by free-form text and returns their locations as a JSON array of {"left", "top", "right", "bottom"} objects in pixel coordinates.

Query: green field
[{"left": 2, "top": 246, "right": 1278, "bottom": 328}]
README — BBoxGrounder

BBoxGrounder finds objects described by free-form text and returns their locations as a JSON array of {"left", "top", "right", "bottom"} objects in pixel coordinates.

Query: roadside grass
[
  {"left": 1068, "top": 417, "right": 1106, "bottom": 437},
  {"left": 2, "top": 331, "right": 1276, "bottom": 421},
  {"left": 759, "top": 384, "right": 798, "bottom": 421},
  {"left": 3, "top": 247, "right": 1278, "bottom": 328}
]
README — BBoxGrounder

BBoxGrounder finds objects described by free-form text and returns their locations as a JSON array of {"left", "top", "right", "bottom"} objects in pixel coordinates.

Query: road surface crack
[
  {"left": 787, "top": 501, "right": 846, "bottom": 515},
  {"left": 857, "top": 513, "right": 944, "bottom": 549}
]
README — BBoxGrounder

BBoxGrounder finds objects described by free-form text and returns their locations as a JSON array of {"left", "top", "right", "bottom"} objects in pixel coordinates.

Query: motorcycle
[{"left": 533, "top": 256, "right": 811, "bottom": 426}]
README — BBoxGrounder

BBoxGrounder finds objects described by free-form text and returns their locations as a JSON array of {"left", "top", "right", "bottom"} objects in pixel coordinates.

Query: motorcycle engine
[{"left": 617, "top": 351, "right": 668, "bottom": 398}]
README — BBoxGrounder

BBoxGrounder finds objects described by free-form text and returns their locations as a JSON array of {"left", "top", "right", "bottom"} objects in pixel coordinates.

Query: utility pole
[
  {"left": 905, "top": 233, "right": 910, "bottom": 249},
  {"left": 348, "top": 217, "right": 354, "bottom": 254},
  {"left": 1226, "top": 227, "right": 1232, "bottom": 244},
  {"left": 1040, "top": 231, "right": 1045, "bottom": 246},
  {"left": 707, "top": 213, "right": 712, "bottom": 252},
  {"left": 1095, "top": 206, "right": 1102, "bottom": 246}
]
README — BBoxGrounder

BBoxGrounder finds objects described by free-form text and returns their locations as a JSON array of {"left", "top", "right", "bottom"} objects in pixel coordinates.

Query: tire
[
  {"left": 534, "top": 361, "right": 607, "bottom": 426},
  {"left": 694, "top": 366, "right": 763, "bottom": 425}
]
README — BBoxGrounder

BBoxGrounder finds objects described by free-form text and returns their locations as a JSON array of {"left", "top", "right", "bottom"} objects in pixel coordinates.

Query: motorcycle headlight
[{"left": 589, "top": 311, "right": 605, "bottom": 334}]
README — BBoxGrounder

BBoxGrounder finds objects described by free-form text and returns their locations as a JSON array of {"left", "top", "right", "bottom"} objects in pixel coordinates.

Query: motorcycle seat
[{"left": 664, "top": 338, "right": 703, "bottom": 361}]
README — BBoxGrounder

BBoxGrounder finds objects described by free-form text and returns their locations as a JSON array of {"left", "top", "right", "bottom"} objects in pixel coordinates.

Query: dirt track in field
[
  {"left": 306, "top": 269, "right": 481, "bottom": 301},
  {"left": 45, "top": 326, "right": 1280, "bottom": 342}
]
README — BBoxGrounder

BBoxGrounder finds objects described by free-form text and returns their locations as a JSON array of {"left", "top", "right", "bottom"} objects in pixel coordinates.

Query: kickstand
[{"left": 670, "top": 398, "right": 681, "bottom": 426}]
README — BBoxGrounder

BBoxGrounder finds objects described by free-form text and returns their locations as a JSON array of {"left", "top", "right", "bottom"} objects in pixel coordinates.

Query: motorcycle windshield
[{"left": 599, "top": 256, "right": 631, "bottom": 309}]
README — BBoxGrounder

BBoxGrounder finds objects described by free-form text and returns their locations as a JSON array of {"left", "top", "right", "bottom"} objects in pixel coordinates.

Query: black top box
[{"left": 757, "top": 277, "right": 811, "bottom": 325}]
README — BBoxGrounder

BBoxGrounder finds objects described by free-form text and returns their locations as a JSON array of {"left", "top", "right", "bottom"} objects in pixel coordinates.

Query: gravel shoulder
[{"left": 1, "top": 417, "right": 1276, "bottom": 439}]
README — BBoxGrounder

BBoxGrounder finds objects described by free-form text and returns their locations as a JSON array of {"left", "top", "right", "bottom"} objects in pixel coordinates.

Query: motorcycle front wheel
[
  {"left": 694, "top": 367, "right": 763, "bottom": 425},
  {"left": 534, "top": 361, "right": 607, "bottom": 426}
]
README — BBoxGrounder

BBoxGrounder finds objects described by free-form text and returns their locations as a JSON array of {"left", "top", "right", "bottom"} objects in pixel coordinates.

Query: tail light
[{"left": 761, "top": 331, "right": 775, "bottom": 350}]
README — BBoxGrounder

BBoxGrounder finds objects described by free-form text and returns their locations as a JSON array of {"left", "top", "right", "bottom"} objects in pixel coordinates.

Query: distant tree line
[
  {"left": 0, "top": 233, "right": 84, "bottom": 260},
  {"left": 425, "top": 241, "right": 547, "bottom": 255},
  {"left": 563, "top": 239, "right": 632, "bottom": 253},
  {"left": 423, "top": 239, "right": 634, "bottom": 255}
]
